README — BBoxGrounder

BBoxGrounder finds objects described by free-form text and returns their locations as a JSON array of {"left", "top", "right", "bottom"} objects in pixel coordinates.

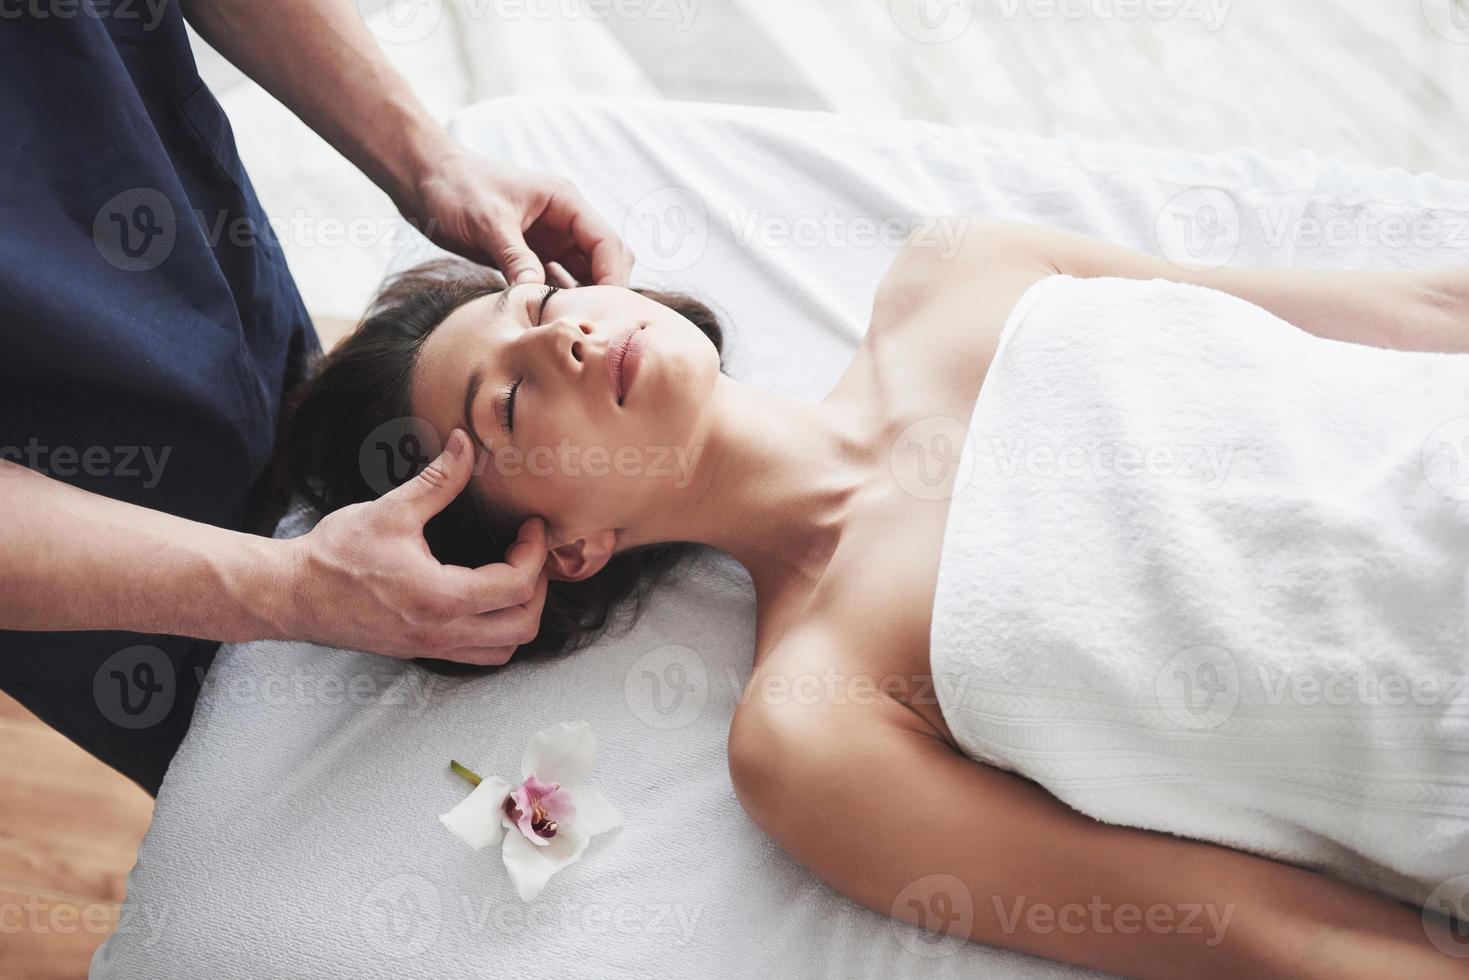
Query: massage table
[{"left": 93, "top": 96, "right": 1469, "bottom": 979}]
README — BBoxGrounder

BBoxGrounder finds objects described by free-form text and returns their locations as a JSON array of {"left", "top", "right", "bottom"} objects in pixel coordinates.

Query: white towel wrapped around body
[{"left": 930, "top": 274, "right": 1469, "bottom": 908}]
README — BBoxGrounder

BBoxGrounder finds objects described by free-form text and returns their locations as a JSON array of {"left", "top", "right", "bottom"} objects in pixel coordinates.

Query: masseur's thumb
[
  {"left": 388, "top": 428, "right": 475, "bottom": 526},
  {"left": 494, "top": 226, "right": 544, "bottom": 286}
]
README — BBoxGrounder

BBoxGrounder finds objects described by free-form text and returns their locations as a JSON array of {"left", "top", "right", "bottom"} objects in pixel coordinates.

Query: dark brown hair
[{"left": 278, "top": 259, "right": 724, "bottom": 674}]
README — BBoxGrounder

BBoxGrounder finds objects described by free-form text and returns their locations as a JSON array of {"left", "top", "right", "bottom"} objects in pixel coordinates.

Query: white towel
[{"left": 931, "top": 274, "right": 1469, "bottom": 909}]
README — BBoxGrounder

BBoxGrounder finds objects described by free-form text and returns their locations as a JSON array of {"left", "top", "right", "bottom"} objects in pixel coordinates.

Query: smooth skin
[
  {"left": 729, "top": 221, "right": 1469, "bottom": 979},
  {"left": 404, "top": 218, "right": 1469, "bottom": 976},
  {"left": 1, "top": 0, "right": 638, "bottom": 665}
]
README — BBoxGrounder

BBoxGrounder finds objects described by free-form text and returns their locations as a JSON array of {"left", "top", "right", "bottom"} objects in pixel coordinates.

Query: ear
[{"left": 544, "top": 529, "right": 617, "bottom": 582}]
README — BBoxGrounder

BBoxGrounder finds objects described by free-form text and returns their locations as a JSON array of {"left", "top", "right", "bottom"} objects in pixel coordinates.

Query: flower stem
[{"left": 449, "top": 759, "right": 483, "bottom": 787}]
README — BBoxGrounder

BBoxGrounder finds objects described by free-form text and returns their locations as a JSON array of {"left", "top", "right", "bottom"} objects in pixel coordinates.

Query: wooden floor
[{"left": 0, "top": 694, "right": 154, "bottom": 977}]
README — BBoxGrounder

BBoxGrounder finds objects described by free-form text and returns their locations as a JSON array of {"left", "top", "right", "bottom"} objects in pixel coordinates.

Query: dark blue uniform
[{"left": 0, "top": 0, "right": 318, "bottom": 793}]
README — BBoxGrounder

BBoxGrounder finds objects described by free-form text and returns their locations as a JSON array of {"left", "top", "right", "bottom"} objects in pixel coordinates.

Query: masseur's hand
[
  {"left": 180, "top": 0, "right": 634, "bottom": 289},
  {"left": 285, "top": 430, "right": 549, "bottom": 665},
  {"left": 403, "top": 150, "right": 635, "bottom": 287}
]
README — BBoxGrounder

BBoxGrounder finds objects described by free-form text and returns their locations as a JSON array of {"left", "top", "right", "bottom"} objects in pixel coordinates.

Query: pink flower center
[{"left": 502, "top": 775, "right": 564, "bottom": 840}]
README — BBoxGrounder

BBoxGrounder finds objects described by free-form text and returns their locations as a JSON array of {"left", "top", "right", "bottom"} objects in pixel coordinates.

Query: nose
[{"left": 540, "top": 318, "right": 595, "bottom": 373}]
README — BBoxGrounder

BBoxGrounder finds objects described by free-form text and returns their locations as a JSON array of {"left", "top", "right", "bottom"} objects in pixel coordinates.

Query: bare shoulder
[
  {"left": 724, "top": 625, "right": 1434, "bottom": 978},
  {"left": 728, "top": 623, "right": 951, "bottom": 817},
  {"left": 867, "top": 217, "right": 1060, "bottom": 349},
  {"left": 825, "top": 218, "right": 1063, "bottom": 422}
]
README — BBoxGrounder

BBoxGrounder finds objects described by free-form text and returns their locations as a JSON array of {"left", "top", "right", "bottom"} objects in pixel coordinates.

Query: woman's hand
[
  {"left": 282, "top": 429, "right": 550, "bottom": 666},
  {"left": 402, "top": 149, "right": 635, "bottom": 288}
]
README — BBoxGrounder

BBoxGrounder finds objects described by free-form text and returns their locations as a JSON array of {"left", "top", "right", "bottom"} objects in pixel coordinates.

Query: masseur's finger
[
  {"left": 508, "top": 561, "right": 550, "bottom": 626},
  {"left": 588, "top": 234, "right": 635, "bottom": 287},
  {"left": 546, "top": 261, "right": 580, "bottom": 288},
  {"left": 441, "top": 646, "right": 517, "bottom": 667},
  {"left": 539, "top": 184, "right": 633, "bottom": 286},
  {"left": 384, "top": 428, "right": 475, "bottom": 525},
  {"left": 490, "top": 221, "right": 545, "bottom": 286},
  {"left": 438, "top": 515, "right": 548, "bottom": 615},
  {"left": 440, "top": 567, "right": 549, "bottom": 665},
  {"left": 547, "top": 250, "right": 594, "bottom": 289}
]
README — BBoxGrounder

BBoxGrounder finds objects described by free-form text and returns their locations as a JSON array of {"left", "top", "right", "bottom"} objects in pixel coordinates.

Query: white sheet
[{"left": 95, "top": 96, "right": 1469, "bottom": 980}]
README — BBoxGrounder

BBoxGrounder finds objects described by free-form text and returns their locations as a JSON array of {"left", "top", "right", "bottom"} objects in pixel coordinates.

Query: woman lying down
[{"left": 282, "top": 219, "right": 1468, "bottom": 978}]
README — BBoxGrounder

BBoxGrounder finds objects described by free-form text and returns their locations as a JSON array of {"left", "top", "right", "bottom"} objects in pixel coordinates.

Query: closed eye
[
  {"left": 497, "top": 378, "right": 520, "bottom": 433},
  {"left": 536, "top": 284, "right": 560, "bottom": 325},
  {"left": 500, "top": 286, "right": 561, "bottom": 434}
]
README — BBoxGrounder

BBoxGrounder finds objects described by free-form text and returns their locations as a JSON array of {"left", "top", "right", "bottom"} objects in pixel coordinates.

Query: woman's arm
[
  {"left": 728, "top": 652, "right": 1466, "bottom": 979},
  {"left": 926, "top": 218, "right": 1468, "bottom": 353}
]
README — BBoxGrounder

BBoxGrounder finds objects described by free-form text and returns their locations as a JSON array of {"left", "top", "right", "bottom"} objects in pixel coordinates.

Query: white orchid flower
[{"left": 439, "top": 721, "right": 623, "bottom": 901}]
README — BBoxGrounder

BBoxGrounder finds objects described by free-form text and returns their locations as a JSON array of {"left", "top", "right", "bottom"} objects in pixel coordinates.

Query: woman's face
[{"left": 411, "top": 283, "right": 721, "bottom": 554}]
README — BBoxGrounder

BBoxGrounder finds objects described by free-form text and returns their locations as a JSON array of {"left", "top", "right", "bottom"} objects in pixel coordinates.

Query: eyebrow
[{"left": 463, "top": 367, "right": 490, "bottom": 457}]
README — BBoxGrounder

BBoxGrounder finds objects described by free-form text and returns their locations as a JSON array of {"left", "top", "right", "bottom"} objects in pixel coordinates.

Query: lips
[{"left": 606, "top": 325, "right": 648, "bottom": 405}]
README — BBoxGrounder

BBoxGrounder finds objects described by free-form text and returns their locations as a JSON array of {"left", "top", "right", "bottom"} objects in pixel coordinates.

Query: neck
[{"left": 618, "top": 375, "right": 874, "bottom": 601}]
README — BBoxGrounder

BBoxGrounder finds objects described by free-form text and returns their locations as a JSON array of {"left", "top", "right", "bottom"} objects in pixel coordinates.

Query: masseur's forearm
[
  {"left": 183, "top": 0, "right": 636, "bottom": 285},
  {"left": 2, "top": 441, "right": 552, "bottom": 665},
  {"left": 0, "top": 461, "right": 290, "bottom": 642},
  {"left": 180, "top": 0, "right": 451, "bottom": 208}
]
